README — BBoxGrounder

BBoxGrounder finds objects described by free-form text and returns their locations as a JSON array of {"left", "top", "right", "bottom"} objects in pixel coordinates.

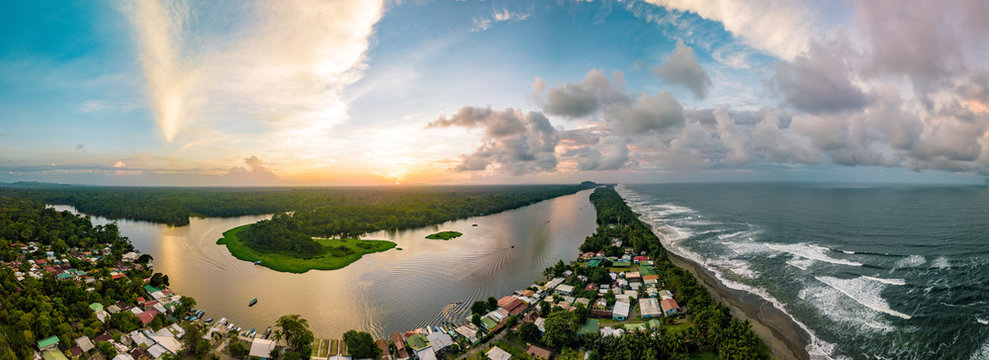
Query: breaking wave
[
  {"left": 765, "top": 243, "right": 864, "bottom": 267},
  {"left": 815, "top": 276, "right": 912, "bottom": 319}
]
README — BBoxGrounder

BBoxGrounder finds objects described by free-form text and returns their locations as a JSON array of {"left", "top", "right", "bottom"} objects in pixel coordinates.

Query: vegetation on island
[
  {"left": 425, "top": 231, "right": 463, "bottom": 240},
  {"left": 216, "top": 225, "right": 396, "bottom": 273}
]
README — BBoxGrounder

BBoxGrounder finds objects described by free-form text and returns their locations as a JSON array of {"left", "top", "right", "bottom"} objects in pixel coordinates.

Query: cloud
[
  {"left": 113, "top": 161, "right": 126, "bottom": 168},
  {"left": 774, "top": 37, "right": 869, "bottom": 114},
  {"left": 472, "top": 7, "right": 532, "bottom": 31},
  {"left": 75, "top": 144, "right": 85, "bottom": 151},
  {"left": 428, "top": 107, "right": 558, "bottom": 175},
  {"left": 653, "top": 40, "right": 713, "bottom": 99},
  {"left": 123, "top": 0, "right": 384, "bottom": 143},
  {"left": 223, "top": 155, "right": 278, "bottom": 183},
  {"left": 539, "top": 69, "right": 631, "bottom": 118},
  {"left": 645, "top": 0, "right": 826, "bottom": 60},
  {"left": 607, "top": 91, "right": 685, "bottom": 135},
  {"left": 562, "top": 136, "right": 630, "bottom": 171}
]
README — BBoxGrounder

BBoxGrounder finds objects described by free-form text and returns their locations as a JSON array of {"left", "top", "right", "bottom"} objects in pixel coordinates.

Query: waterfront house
[
  {"left": 660, "top": 290, "right": 674, "bottom": 300},
  {"left": 661, "top": 298, "right": 682, "bottom": 316},
  {"left": 486, "top": 346, "right": 511, "bottom": 360},
  {"left": 426, "top": 332, "right": 454, "bottom": 351},
  {"left": 249, "top": 338, "right": 276, "bottom": 359},
  {"left": 639, "top": 298, "right": 662, "bottom": 318},
  {"left": 376, "top": 339, "right": 392, "bottom": 359},
  {"left": 612, "top": 301, "right": 630, "bottom": 321}
]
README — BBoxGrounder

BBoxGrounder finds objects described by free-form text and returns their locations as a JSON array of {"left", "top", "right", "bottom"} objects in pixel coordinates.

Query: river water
[{"left": 50, "top": 189, "right": 596, "bottom": 338}]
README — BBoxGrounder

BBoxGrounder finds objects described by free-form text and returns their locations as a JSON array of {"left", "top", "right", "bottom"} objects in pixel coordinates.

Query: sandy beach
[{"left": 665, "top": 250, "right": 812, "bottom": 360}]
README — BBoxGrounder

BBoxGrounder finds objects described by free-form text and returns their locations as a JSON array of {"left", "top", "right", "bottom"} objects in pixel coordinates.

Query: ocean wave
[
  {"left": 893, "top": 255, "right": 926, "bottom": 269},
  {"left": 931, "top": 256, "right": 951, "bottom": 269},
  {"left": 798, "top": 285, "right": 895, "bottom": 333},
  {"left": 977, "top": 318, "right": 989, "bottom": 325},
  {"left": 862, "top": 276, "right": 906, "bottom": 286},
  {"left": 616, "top": 185, "right": 841, "bottom": 360},
  {"left": 815, "top": 276, "right": 912, "bottom": 319},
  {"left": 786, "top": 257, "right": 815, "bottom": 270},
  {"left": 765, "top": 243, "right": 864, "bottom": 267}
]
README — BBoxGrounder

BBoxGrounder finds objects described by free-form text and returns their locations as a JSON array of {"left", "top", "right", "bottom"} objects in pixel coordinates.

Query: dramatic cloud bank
[
  {"left": 427, "top": 107, "right": 558, "bottom": 175},
  {"left": 124, "top": 0, "right": 384, "bottom": 144},
  {"left": 654, "top": 40, "right": 712, "bottom": 99}
]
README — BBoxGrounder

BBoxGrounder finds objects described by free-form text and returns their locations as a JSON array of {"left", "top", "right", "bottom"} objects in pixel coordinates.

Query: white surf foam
[
  {"left": 798, "top": 285, "right": 895, "bottom": 333},
  {"left": 787, "top": 257, "right": 815, "bottom": 270},
  {"left": 862, "top": 276, "right": 906, "bottom": 286},
  {"left": 615, "top": 184, "right": 840, "bottom": 360},
  {"left": 971, "top": 340, "right": 989, "bottom": 360},
  {"left": 977, "top": 318, "right": 989, "bottom": 325},
  {"left": 931, "top": 256, "right": 950, "bottom": 269},
  {"left": 893, "top": 255, "right": 926, "bottom": 269},
  {"left": 815, "top": 276, "right": 912, "bottom": 319},
  {"left": 765, "top": 243, "right": 864, "bottom": 267}
]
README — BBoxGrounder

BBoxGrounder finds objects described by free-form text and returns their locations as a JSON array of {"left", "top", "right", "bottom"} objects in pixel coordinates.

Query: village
[{"left": 7, "top": 228, "right": 686, "bottom": 360}]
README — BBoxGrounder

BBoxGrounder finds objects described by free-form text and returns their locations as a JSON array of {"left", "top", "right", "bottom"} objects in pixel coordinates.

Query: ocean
[{"left": 617, "top": 183, "right": 989, "bottom": 360}]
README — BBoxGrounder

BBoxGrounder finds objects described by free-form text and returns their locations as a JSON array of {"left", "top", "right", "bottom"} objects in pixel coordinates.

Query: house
[
  {"left": 391, "top": 332, "right": 406, "bottom": 351},
  {"left": 249, "top": 339, "right": 276, "bottom": 359},
  {"left": 526, "top": 344, "right": 552, "bottom": 360},
  {"left": 556, "top": 284, "right": 574, "bottom": 296},
  {"left": 661, "top": 298, "right": 682, "bottom": 316},
  {"left": 112, "top": 354, "right": 136, "bottom": 360},
  {"left": 75, "top": 336, "right": 96, "bottom": 353},
  {"left": 600, "top": 327, "right": 624, "bottom": 337},
  {"left": 659, "top": 290, "right": 674, "bottom": 300},
  {"left": 639, "top": 298, "right": 662, "bottom": 318},
  {"left": 405, "top": 334, "right": 430, "bottom": 352},
  {"left": 486, "top": 346, "right": 512, "bottom": 360},
  {"left": 590, "top": 309, "right": 612, "bottom": 318},
  {"left": 37, "top": 335, "right": 59, "bottom": 351},
  {"left": 89, "top": 302, "right": 104, "bottom": 313},
  {"left": 138, "top": 309, "right": 160, "bottom": 325},
  {"left": 426, "top": 332, "right": 454, "bottom": 351},
  {"left": 534, "top": 317, "right": 546, "bottom": 333},
  {"left": 376, "top": 339, "right": 391, "bottom": 359},
  {"left": 612, "top": 260, "right": 632, "bottom": 268},
  {"left": 544, "top": 278, "right": 565, "bottom": 290},
  {"left": 585, "top": 259, "right": 602, "bottom": 268},
  {"left": 612, "top": 301, "right": 630, "bottom": 321},
  {"left": 633, "top": 256, "right": 650, "bottom": 263},
  {"left": 481, "top": 316, "right": 499, "bottom": 331}
]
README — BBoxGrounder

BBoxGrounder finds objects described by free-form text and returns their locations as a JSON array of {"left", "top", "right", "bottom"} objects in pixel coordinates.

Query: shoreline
[{"left": 658, "top": 234, "right": 813, "bottom": 360}]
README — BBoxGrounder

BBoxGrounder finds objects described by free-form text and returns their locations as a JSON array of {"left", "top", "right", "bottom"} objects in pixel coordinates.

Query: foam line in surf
[
  {"left": 764, "top": 243, "right": 863, "bottom": 267},
  {"left": 815, "top": 276, "right": 912, "bottom": 319},
  {"left": 862, "top": 275, "right": 906, "bottom": 285}
]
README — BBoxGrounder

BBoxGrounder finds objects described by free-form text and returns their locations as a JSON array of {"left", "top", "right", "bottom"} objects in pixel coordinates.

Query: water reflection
[{"left": 50, "top": 189, "right": 596, "bottom": 337}]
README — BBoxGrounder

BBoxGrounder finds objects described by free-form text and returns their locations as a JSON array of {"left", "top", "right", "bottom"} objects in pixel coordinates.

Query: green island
[
  {"left": 216, "top": 225, "right": 396, "bottom": 273},
  {"left": 425, "top": 231, "right": 463, "bottom": 240}
]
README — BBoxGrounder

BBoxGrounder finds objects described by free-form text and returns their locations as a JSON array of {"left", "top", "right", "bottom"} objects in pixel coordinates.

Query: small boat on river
[{"left": 249, "top": 298, "right": 258, "bottom": 307}]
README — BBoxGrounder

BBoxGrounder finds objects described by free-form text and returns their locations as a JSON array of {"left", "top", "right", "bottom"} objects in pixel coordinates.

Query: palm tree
[{"left": 272, "top": 329, "right": 283, "bottom": 345}]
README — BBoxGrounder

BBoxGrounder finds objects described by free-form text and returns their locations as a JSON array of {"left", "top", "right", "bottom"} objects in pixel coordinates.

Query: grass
[
  {"left": 216, "top": 225, "right": 396, "bottom": 273},
  {"left": 425, "top": 230, "right": 463, "bottom": 240}
]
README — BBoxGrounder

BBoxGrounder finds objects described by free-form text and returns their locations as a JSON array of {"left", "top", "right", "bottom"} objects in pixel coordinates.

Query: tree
[
  {"left": 97, "top": 341, "right": 117, "bottom": 358},
  {"left": 471, "top": 300, "right": 489, "bottom": 315},
  {"left": 342, "top": 330, "right": 381, "bottom": 359},
  {"left": 137, "top": 254, "right": 153, "bottom": 264},
  {"left": 228, "top": 339, "right": 249, "bottom": 359},
  {"left": 542, "top": 311, "right": 579, "bottom": 350},
  {"left": 487, "top": 296, "right": 498, "bottom": 311},
  {"left": 472, "top": 313, "right": 483, "bottom": 328},
  {"left": 276, "top": 314, "right": 314, "bottom": 358},
  {"left": 181, "top": 323, "right": 210, "bottom": 358},
  {"left": 518, "top": 322, "right": 541, "bottom": 343}
]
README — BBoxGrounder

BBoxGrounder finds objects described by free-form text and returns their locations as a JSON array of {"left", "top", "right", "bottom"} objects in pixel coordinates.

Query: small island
[
  {"left": 425, "top": 231, "right": 463, "bottom": 240},
  {"left": 217, "top": 225, "right": 395, "bottom": 273}
]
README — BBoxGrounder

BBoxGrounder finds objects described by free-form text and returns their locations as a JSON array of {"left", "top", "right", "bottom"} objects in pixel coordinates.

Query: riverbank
[
  {"left": 661, "top": 238, "right": 812, "bottom": 360},
  {"left": 216, "top": 225, "right": 396, "bottom": 273}
]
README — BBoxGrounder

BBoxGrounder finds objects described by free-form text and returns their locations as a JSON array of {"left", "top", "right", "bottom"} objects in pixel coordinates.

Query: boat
[
  {"left": 248, "top": 298, "right": 258, "bottom": 307},
  {"left": 472, "top": 224, "right": 478, "bottom": 226},
  {"left": 253, "top": 260, "right": 262, "bottom": 265},
  {"left": 455, "top": 299, "right": 463, "bottom": 305},
  {"left": 263, "top": 327, "right": 272, "bottom": 339},
  {"left": 196, "top": 309, "right": 206, "bottom": 318},
  {"left": 204, "top": 318, "right": 213, "bottom": 323},
  {"left": 249, "top": 328, "right": 256, "bottom": 337}
]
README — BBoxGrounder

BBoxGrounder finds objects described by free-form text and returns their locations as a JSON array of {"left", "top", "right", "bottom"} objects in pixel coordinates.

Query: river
[{"left": 50, "top": 189, "right": 597, "bottom": 338}]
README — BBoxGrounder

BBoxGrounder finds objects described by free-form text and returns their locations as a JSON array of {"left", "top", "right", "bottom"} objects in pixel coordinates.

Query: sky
[{"left": 1, "top": 0, "right": 988, "bottom": 186}]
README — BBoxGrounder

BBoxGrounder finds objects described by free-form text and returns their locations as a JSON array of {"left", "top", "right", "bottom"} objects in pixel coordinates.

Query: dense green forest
[{"left": 0, "top": 196, "right": 182, "bottom": 359}]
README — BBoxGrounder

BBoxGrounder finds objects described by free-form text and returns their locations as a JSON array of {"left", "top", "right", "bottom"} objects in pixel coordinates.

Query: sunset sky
[{"left": 1, "top": 0, "right": 988, "bottom": 186}]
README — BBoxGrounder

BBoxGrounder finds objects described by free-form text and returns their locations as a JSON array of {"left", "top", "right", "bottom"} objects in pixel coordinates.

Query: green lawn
[
  {"left": 425, "top": 230, "right": 463, "bottom": 240},
  {"left": 216, "top": 225, "right": 396, "bottom": 273}
]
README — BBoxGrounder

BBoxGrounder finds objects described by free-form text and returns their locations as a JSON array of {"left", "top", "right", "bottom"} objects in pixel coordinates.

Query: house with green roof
[
  {"left": 612, "top": 260, "right": 632, "bottom": 268},
  {"left": 41, "top": 350, "right": 68, "bottom": 360},
  {"left": 37, "top": 335, "right": 59, "bottom": 351},
  {"left": 144, "top": 285, "right": 162, "bottom": 294},
  {"left": 585, "top": 259, "right": 601, "bottom": 268},
  {"left": 57, "top": 272, "right": 73, "bottom": 280},
  {"left": 405, "top": 334, "right": 429, "bottom": 351},
  {"left": 481, "top": 316, "right": 499, "bottom": 331},
  {"left": 89, "top": 302, "right": 103, "bottom": 312},
  {"left": 639, "top": 265, "right": 657, "bottom": 276}
]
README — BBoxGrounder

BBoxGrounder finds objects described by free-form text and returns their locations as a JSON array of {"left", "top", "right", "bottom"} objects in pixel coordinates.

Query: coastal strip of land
[
  {"left": 665, "top": 250, "right": 812, "bottom": 360},
  {"left": 216, "top": 225, "right": 396, "bottom": 274}
]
